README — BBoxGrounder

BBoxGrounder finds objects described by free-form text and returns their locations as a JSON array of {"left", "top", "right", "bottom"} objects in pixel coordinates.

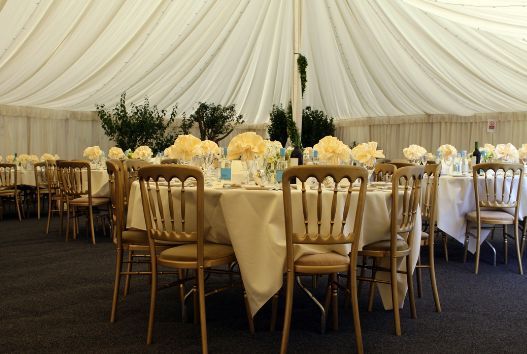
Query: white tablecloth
[
  {"left": 127, "top": 182, "right": 421, "bottom": 315},
  {"left": 437, "top": 175, "right": 527, "bottom": 252}
]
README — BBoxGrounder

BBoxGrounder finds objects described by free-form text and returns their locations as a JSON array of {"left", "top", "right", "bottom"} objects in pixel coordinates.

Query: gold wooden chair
[
  {"left": 33, "top": 161, "right": 49, "bottom": 220},
  {"left": 372, "top": 163, "right": 396, "bottom": 182},
  {"left": 415, "top": 163, "right": 441, "bottom": 312},
  {"left": 107, "top": 159, "right": 156, "bottom": 323},
  {"left": 280, "top": 165, "right": 368, "bottom": 354},
  {"left": 390, "top": 161, "right": 415, "bottom": 169},
  {"left": 161, "top": 158, "right": 178, "bottom": 164},
  {"left": 123, "top": 159, "right": 151, "bottom": 208},
  {"left": 0, "top": 163, "right": 22, "bottom": 221},
  {"left": 44, "top": 160, "right": 65, "bottom": 234},
  {"left": 57, "top": 160, "right": 110, "bottom": 244},
  {"left": 359, "top": 166, "right": 423, "bottom": 336},
  {"left": 139, "top": 165, "right": 251, "bottom": 350},
  {"left": 464, "top": 163, "right": 523, "bottom": 275}
]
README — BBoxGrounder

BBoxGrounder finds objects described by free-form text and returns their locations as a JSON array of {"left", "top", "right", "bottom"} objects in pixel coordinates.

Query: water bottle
[
  {"left": 220, "top": 147, "right": 231, "bottom": 181},
  {"left": 461, "top": 150, "right": 469, "bottom": 175},
  {"left": 312, "top": 150, "right": 319, "bottom": 165},
  {"left": 275, "top": 148, "right": 287, "bottom": 184}
]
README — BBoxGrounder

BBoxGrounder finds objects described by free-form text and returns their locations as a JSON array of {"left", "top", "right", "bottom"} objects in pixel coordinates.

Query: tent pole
[{"left": 292, "top": 0, "right": 302, "bottom": 136}]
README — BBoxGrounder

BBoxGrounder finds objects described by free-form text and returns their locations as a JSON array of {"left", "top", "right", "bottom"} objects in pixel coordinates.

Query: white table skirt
[
  {"left": 126, "top": 182, "right": 421, "bottom": 315},
  {"left": 437, "top": 175, "right": 527, "bottom": 253}
]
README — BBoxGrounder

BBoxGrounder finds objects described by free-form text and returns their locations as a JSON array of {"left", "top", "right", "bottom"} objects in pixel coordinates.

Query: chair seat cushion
[
  {"left": 295, "top": 252, "right": 349, "bottom": 267},
  {"left": 421, "top": 231, "right": 429, "bottom": 240},
  {"left": 362, "top": 238, "right": 409, "bottom": 252},
  {"left": 466, "top": 210, "right": 514, "bottom": 224},
  {"left": 159, "top": 243, "right": 234, "bottom": 262},
  {"left": 70, "top": 197, "right": 110, "bottom": 206},
  {"left": 122, "top": 229, "right": 148, "bottom": 244}
]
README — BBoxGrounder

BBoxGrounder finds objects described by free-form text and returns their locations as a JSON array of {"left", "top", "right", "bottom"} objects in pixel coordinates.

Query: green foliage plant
[
  {"left": 96, "top": 93, "right": 180, "bottom": 153},
  {"left": 301, "top": 106, "right": 335, "bottom": 148},
  {"left": 181, "top": 102, "right": 244, "bottom": 143}
]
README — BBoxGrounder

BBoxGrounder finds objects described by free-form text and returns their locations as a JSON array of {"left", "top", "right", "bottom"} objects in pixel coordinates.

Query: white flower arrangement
[
  {"left": 108, "top": 147, "right": 125, "bottom": 160},
  {"left": 351, "top": 141, "right": 385, "bottom": 168},
  {"left": 227, "top": 132, "right": 265, "bottom": 161},
  {"left": 169, "top": 134, "right": 202, "bottom": 161},
  {"left": 17, "top": 154, "right": 30, "bottom": 166},
  {"left": 83, "top": 146, "right": 103, "bottom": 161},
  {"left": 40, "top": 153, "right": 59, "bottom": 161},
  {"left": 438, "top": 144, "right": 457, "bottom": 160},
  {"left": 194, "top": 140, "right": 221, "bottom": 156},
  {"left": 313, "top": 136, "right": 351, "bottom": 164},
  {"left": 132, "top": 145, "right": 153, "bottom": 161},
  {"left": 29, "top": 155, "right": 39, "bottom": 165},
  {"left": 519, "top": 144, "right": 527, "bottom": 162},
  {"left": 495, "top": 143, "right": 519, "bottom": 162},
  {"left": 403, "top": 144, "right": 427, "bottom": 161},
  {"left": 6, "top": 154, "right": 14, "bottom": 163}
]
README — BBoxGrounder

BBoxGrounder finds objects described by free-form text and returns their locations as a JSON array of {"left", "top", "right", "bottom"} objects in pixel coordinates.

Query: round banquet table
[
  {"left": 126, "top": 182, "right": 421, "bottom": 315},
  {"left": 436, "top": 174, "right": 527, "bottom": 253}
]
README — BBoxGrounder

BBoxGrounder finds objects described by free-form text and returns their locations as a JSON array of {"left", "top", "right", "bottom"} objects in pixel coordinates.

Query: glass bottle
[
  {"left": 275, "top": 148, "right": 287, "bottom": 185},
  {"left": 219, "top": 147, "right": 231, "bottom": 182}
]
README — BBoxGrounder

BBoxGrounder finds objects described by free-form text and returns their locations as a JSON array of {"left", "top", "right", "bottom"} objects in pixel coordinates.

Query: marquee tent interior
[{"left": 0, "top": 0, "right": 527, "bottom": 157}]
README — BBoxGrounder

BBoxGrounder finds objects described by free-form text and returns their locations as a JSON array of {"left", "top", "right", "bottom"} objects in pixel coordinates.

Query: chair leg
[
  {"left": 243, "top": 290, "right": 255, "bottom": 334},
  {"left": 36, "top": 190, "right": 41, "bottom": 220},
  {"left": 475, "top": 223, "right": 481, "bottom": 274},
  {"left": 514, "top": 222, "right": 524, "bottom": 275},
  {"left": 146, "top": 263, "right": 158, "bottom": 345},
  {"left": 441, "top": 231, "right": 449, "bottom": 262},
  {"left": 504, "top": 225, "right": 508, "bottom": 265},
  {"left": 110, "top": 248, "right": 123, "bottom": 323},
  {"left": 367, "top": 258, "right": 377, "bottom": 312},
  {"left": 59, "top": 198, "right": 64, "bottom": 236},
  {"left": 270, "top": 293, "right": 279, "bottom": 331},
  {"left": 331, "top": 273, "right": 338, "bottom": 331},
  {"left": 416, "top": 255, "right": 423, "bottom": 298},
  {"left": 429, "top": 233, "right": 441, "bottom": 313},
  {"left": 390, "top": 257, "right": 401, "bottom": 336},
  {"left": 280, "top": 271, "right": 295, "bottom": 354},
  {"left": 88, "top": 206, "right": 96, "bottom": 245},
  {"left": 349, "top": 260, "right": 363, "bottom": 354},
  {"left": 46, "top": 194, "right": 52, "bottom": 234},
  {"left": 406, "top": 257, "right": 417, "bottom": 319},
  {"left": 123, "top": 250, "right": 133, "bottom": 297},
  {"left": 65, "top": 203, "right": 71, "bottom": 242},
  {"left": 178, "top": 269, "right": 187, "bottom": 322},
  {"left": 521, "top": 220, "right": 527, "bottom": 258},
  {"left": 463, "top": 221, "right": 470, "bottom": 263},
  {"left": 15, "top": 192, "right": 22, "bottom": 221},
  {"left": 197, "top": 267, "right": 208, "bottom": 354}
]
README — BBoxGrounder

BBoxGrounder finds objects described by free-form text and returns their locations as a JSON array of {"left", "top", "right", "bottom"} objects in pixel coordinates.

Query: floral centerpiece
[
  {"left": 29, "top": 155, "right": 39, "bottom": 165},
  {"left": 131, "top": 146, "right": 153, "bottom": 161},
  {"left": 259, "top": 140, "right": 283, "bottom": 182},
  {"left": 495, "top": 143, "right": 519, "bottom": 163},
  {"left": 6, "top": 154, "right": 14, "bottom": 163},
  {"left": 0, "top": 155, "right": 2, "bottom": 162},
  {"left": 403, "top": 144, "right": 427, "bottom": 163},
  {"left": 17, "top": 154, "right": 32, "bottom": 169},
  {"left": 438, "top": 144, "right": 457, "bottom": 160},
  {"left": 41, "top": 153, "right": 59, "bottom": 162},
  {"left": 168, "top": 134, "right": 202, "bottom": 163},
  {"left": 227, "top": 132, "right": 264, "bottom": 161},
  {"left": 108, "top": 147, "right": 125, "bottom": 160},
  {"left": 351, "top": 141, "right": 385, "bottom": 169},
  {"left": 519, "top": 144, "right": 527, "bottom": 163},
  {"left": 83, "top": 146, "right": 103, "bottom": 161},
  {"left": 313, "top": 136, "right": 351, "bottom": 165},
  {"left": 480, "top": 143, "right": 495, "bottom": 162}
]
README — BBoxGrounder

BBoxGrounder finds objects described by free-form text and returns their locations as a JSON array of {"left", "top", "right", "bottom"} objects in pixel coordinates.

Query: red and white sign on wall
[{"left": 487, "top": 119, "right": 497, "bottom": 133}]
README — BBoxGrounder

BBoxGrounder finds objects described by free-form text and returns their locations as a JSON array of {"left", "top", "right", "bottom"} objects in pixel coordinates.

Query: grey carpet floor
[{"left": 1, "top": 212, "right": 527, "bottom": 353}]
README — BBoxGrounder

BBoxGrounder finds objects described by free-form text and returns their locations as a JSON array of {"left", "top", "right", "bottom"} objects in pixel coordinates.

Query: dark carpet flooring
[{"left": 2, "top": 211, "right": 527, "bottom": 353}]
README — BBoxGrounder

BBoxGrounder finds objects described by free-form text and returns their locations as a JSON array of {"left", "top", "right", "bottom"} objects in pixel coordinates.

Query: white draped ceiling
[{"left": 0, "top": 0, "right": 526, "bottom": 123}]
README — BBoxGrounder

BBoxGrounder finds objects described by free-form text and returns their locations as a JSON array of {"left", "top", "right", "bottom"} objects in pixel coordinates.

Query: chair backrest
[
  {"left": 0, "top": 163, "right": 17, "bottom": 189},
  {"left": 161, "top": 159, "right": 178, "bottom": 164},
  {"left": 123, "top": 159, "right": 151, "bottom": 207},
  {"left": 472, "top": 163, "right": 523, "bottom": 217},
  {"left": 391, "top": 166, "right": 424, "bottom": 252},
  {"left": 44, "top": 160, "right": 60, "bottom": 191},
  {"left": 282, "top": 165, "right": 368, "bottom": 268},
  {"left": 422, "top": 163, "right": 440, "bottom": 228},
  {"left": 57, "top": 160, "right": 92, "bottom": 199},
  {"left": 139, "top": 165, "right": 204, "bottom": 262},
  {"left": 391, "top": 161, "right": 414, "bottom": 169},
  {"left": 34, "top": 161, "right": 47, "bottom": 188},
  {"left": 106, "top": 159, "right": 125, "bottom": 246},
  {"left": 372, "top": 163, "right": 396, "bottom": 182}
]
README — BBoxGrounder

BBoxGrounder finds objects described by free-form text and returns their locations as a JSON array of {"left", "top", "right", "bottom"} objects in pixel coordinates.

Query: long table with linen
[
  {"left": 126, "top": 182, "right": 421, "bottom": 315},
  {"left": 437, "top": 174, "right": 526, "bottom": 253}
]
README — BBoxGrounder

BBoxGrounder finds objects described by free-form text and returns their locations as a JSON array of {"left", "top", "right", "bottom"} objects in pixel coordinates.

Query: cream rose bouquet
[
  {"left": 313, "top": 136, "right": 351, "bottom": 165},
  {"left": 227, "top": 132, "right": 264, "bottom": 161},
  {"left": 108, "top": 147, "right": 125, "bottom": 160},
  {"left": 194, "top": 140, "right": 221, "bottom": 156},
  {"left": 83, "top": 146, "right": 103, "bottom": 161},
  {"left": 170, "top": 134, "right": 202, "bottom": 161},
  {"left": 518, "top": 144, "right": 527, "bottom": 162},
  {"left": 495, "top": 143, "right": 519, "bottom": 162},
  {"left": 351, "top": 141, "right": 385, "bottom": 168},
  {"left": 29, "top": 155, "right": 39, "bottom": 165},
  {"left": 438, "top": 144, "right": 457, "bottom": 160},
  {"left": 41, "top": 153, "right": 59, "bottom": 162},
  {"left": 6, "top": 154, "right": 14, "bottom": 163},
  {"left": 17, "top": 154, "right": 30, "bottom": 168},
  {"left": 132, "top": 146, "right": 153, "bottom": 161},
  {"left": 403, "top": 144, "right": 427, "bottom": 162}
]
